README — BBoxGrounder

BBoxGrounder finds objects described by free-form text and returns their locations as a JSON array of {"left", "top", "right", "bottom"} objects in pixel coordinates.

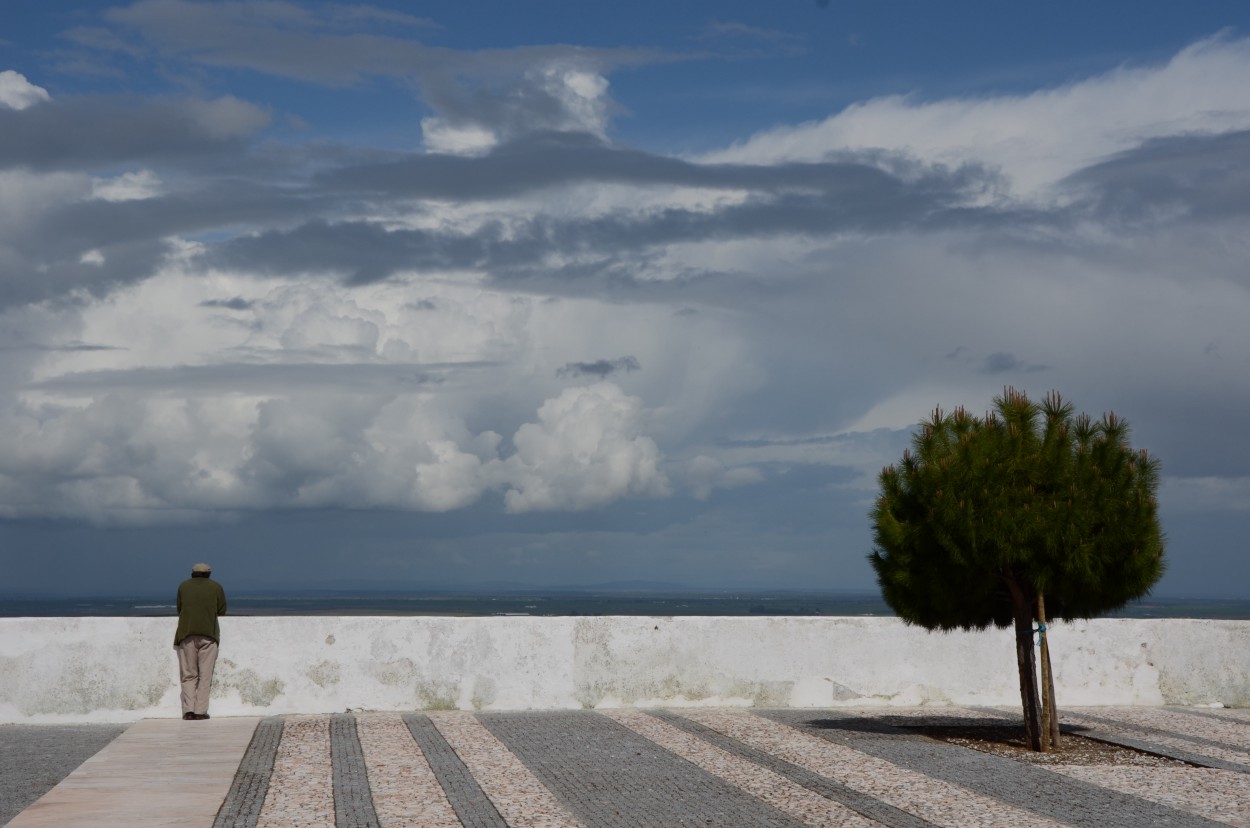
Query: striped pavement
[{"left": 6, "top": 707, "right": 1248, "bottom": 828}]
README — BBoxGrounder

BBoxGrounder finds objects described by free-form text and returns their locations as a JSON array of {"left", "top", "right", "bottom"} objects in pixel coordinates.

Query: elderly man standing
[{"left": 174, "top": 562, "right": 227, "bottom": 721}]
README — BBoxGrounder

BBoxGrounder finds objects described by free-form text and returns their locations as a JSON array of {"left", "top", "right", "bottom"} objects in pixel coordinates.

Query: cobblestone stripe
[
  {"left": 873, "top": 708, "right": 1013, "bottom": 727},
  {"left": 1168, "top": 707, "right": 1250, "bottom": 727},
  {"left": 638, "top": 710, "right": 911, "bottom": 828},
  {"left": 478, "top": 710, "right": 809, "bottom": 828},
  {"left": 1067, "top": 707, "right": 1250, "bottom": 755},
  {"left": 1050, "top": 766, "right": 1250, "bottom": 828},
  {"left": 213, "top": 717, "right": 284, "bottom": 828},
  {"left": 761, "top": 709, "right": 1228, "bottom": 828},
  {"left": 1058, "top": 710, "right": 1250, "bottom": 773},
  {"left": 686, "top": 709, "right": 1063, "bottom": 828},
  {"left": 607, "top": 709, "right": 887, "bottom": 828},
  {"left": 256, "top": 714, "right": 335, "bottom": 828},
  {"left": 330, "top": 714, "right": 380, "bottom": 828},
  {"left": 357, "top": 714, "right": 462, "bottom": 828},
  {"left": 403, "top": 713, "right": 508, "bottom": 828},
  {"left": 429, "top": 711, "right": 583, "bottom": 828}
]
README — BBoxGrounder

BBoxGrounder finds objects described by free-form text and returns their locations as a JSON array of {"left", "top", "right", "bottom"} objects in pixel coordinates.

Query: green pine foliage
[{"left": 870, "top": 388, "right": 1165, "bottom": 631}]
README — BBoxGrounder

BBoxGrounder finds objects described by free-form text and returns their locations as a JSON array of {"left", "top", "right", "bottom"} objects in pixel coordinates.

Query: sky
[{"left": 2, "top": 1, "right": 1249, "bottom": 598}]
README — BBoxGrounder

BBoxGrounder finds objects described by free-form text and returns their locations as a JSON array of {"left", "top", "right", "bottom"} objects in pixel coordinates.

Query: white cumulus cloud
[
  {"left": 0, "top": 70, "right": 50, "bottom": 110},
  {"left": 92, "top": 169, "right": 163, "bottom": 202},
  {"left": 420, "top": 119, "right": 499, "bottom": 155},
  {"left": 498, "top": 382, "right": 670, "bottom": 512}
]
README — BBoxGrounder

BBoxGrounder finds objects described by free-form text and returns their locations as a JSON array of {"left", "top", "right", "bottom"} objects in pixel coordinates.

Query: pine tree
[{"left": 869, "top": 388, "right": 1165, "bottom": 751}]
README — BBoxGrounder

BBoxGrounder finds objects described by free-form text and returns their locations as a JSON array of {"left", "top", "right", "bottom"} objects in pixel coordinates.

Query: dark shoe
[
  {"left": 183, "top": 712, "right": 196, "bottom": 720},
  {"left": 193, "top": 713, "right": 210, "bottom": 720}
]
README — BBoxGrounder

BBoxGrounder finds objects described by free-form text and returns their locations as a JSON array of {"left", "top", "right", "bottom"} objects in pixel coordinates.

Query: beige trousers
[{"left": 176, "top": 635, "right": 219, "bottom": 715}]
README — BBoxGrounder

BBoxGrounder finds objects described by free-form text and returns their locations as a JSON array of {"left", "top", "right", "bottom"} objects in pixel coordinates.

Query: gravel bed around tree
[{"left": 902, "top": 724, "right": 1198, "bottom": 767}]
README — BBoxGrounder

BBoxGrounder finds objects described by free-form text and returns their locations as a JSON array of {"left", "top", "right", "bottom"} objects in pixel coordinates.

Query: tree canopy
[{"left": 870, "top": 388, "right": 1164, "bottom": 630}]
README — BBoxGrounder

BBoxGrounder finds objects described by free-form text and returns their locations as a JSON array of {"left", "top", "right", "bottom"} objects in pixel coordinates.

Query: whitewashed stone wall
[{"left": 1, "top": 616, "right": 1246, "bottom": 723}]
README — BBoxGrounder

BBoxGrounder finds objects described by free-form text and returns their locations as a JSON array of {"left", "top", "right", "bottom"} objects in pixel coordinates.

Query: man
[{"left": 174, "top": 562, "right": 227, "bottom": 721}]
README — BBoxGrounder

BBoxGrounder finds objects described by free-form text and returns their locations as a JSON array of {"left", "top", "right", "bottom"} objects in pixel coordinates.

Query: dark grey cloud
[
  {"left": 24, "top": 131, "right": 972, "bottom": 308},
  {"left": 321, "top": 130, "right": 984, "bottom": 201},
  {"left": 38, "top": 183, "right": 327, "bottom": 253},
  {"left": 1065, "top": 129, "right": 1250, "bottom": 222},
  {"left": 981, "top": 352, "right": 1050, "bottom": 374},
  {"left": 199, "top": 297, "right": 254, "bottom": 310},
  {"left": 0, "top": 236, "right": 170, "bottom": 309},
  {"left": 209, "top": 219, "right": 498, "bottom": 285},
  {"left": 558, "top": 356, "right": 641, "bottom": 378},
  {"left": 210, "top": 144, "right": 1001, "bottom": 287},
  {"left": 0, "top": 95, "right": 268, "bottom": 171},
  {"left": 0, "top": 179, "right": 328, "bottom": 309},
  {"left": 29, "top": 360, "right": 496, "bottom": 396}
]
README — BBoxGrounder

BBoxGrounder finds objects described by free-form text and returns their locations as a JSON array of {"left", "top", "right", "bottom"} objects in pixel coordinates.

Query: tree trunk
[
  {"left": 1006, "top": 575, "right": 1043, "bottom": 751},
  {"left": 1038, "top": 595, "right": 1052, "bottom": 751},
  {"left": 1037, "top": 594, "right": 1061, "bottom": 748}
]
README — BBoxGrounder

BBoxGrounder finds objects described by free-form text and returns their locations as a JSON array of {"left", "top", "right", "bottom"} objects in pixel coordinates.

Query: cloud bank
[{"left": 1, "top": 6, "right": 1249, "bottom": 596}]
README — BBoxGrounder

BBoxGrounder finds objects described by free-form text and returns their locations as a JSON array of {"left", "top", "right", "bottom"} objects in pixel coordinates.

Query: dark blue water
[{"left": 2, "top": 592, "right": 1249, "bottom": 619}]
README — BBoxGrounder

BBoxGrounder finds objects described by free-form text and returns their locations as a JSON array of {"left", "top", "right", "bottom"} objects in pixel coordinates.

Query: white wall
[{"left": 1, "top": 616, "right": 1247, "bottom": 723}]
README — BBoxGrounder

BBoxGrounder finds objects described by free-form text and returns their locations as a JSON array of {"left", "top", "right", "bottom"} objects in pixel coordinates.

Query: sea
[{"left": 3, "top": 591, "right": 1250, "bottom": 620}]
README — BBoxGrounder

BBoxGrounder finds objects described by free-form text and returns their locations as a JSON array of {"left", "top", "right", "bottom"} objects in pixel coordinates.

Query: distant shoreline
[{"left": 3, "top": 592, "right": 1249, "bottom": 620}]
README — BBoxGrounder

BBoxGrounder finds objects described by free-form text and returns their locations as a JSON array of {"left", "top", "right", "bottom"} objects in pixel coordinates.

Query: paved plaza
[{"left": 4, "top": 706, "right": 1248, "bottom": 827}]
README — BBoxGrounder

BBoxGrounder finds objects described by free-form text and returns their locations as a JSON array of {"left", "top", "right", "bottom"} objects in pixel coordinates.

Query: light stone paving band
[
  {"left": 646, "top": 709, "right": 931, "bottom": 828},
  {"left": 330, "top": 713, "right": 381, "bottom": 828},
  {"left": 212, "top": 717, "right": 284, "bottom": 828},
  {"left": 1051, "top": 765, "right": 1250, "bottom": 827},
  {"left": 256, "top": 714, "right": 335, "bottom": 828},
  {"left": 402, "top": 713, "right": 509, "bottom": 828},
  {"left": 1150, "top": 710, "right": 1250, "bottom": 740},
  {"left": 478, "top": 710, "right": 812, "bottom": 828},
  {"left": 761, "top": 709, "right": 1230, "bottom": 828},
  {"left": 1099, "top": 707, "right": 1250, "bottom": 749},
  {"left": 357, "top": 713, "right": 462, "bottom": 828}
]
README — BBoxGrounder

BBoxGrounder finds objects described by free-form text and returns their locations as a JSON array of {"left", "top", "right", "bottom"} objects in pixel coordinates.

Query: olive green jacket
[{"left": 174, "top": 577, "right": 227, "bottom": 645}]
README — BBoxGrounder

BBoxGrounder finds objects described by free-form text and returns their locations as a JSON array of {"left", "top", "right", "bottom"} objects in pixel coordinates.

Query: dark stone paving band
[
  {"left": 402, "top": 713, "right": 507, "bottom": 828},
  {"left": 1057, "top": 710, "right": 1250, "bottom": 774},
  {"left": 330, "top": 714, "right": 380, "bottom": 828},
  {"left": 212, "top": 717, "right": 284, "bottom": 828},
  {"left": 651, "top": 710, "right": 936, "bottom": 828},
  {"left": 761, "top": 709, "right": 1227, "bottom": 828},
  {"left": 1167, "top": 707, "right": 1250, "bottom": 727},
  {"left": 479, "top": 710, "right": 807, "bottom": 828}
]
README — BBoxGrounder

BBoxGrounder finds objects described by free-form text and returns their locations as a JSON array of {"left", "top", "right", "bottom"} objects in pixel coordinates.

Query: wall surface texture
[{"left": 2, "top": 616, "right": 1247, "bottom": 723}]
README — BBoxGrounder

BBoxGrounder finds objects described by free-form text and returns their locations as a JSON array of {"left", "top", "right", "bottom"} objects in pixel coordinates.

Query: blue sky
[{"left": 2, "top": 1, "right": 1250, "bottom": 598}]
